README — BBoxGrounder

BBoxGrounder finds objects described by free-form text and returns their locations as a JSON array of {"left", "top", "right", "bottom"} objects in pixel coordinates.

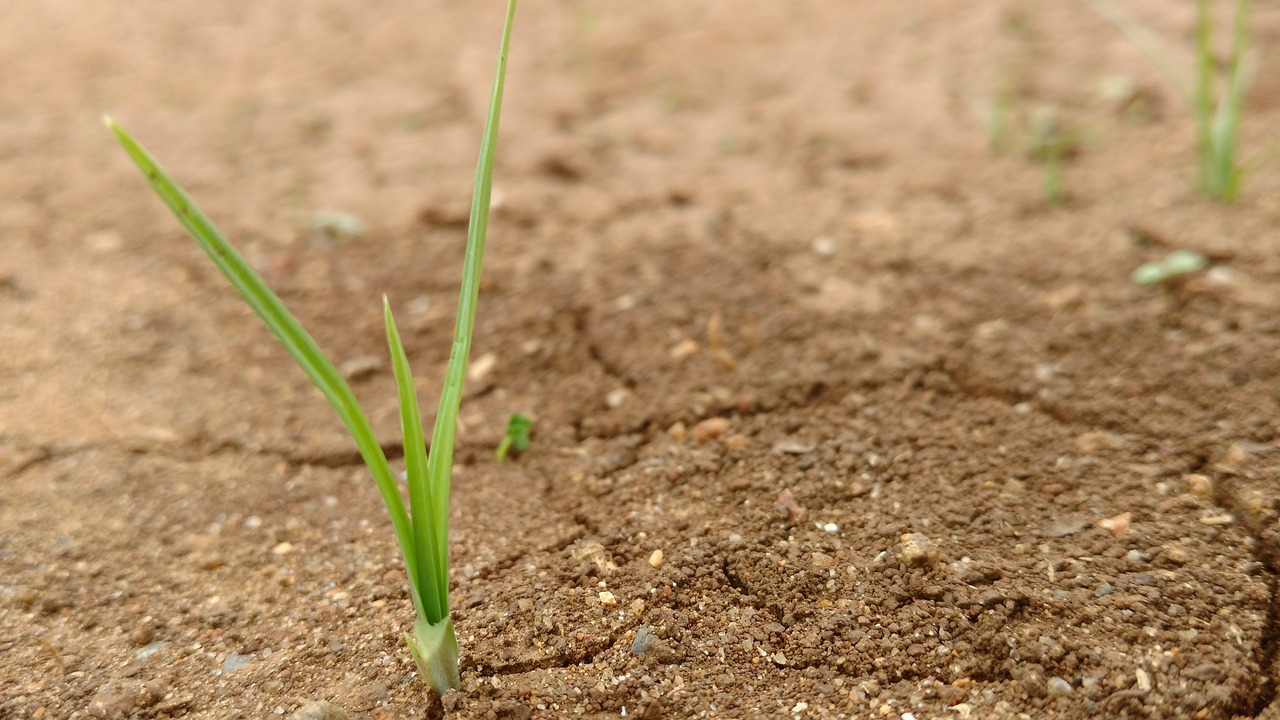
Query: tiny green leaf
[
  {"left": 495, "top": 412, "right": 534, "bottom": 462},
  {"left": 1130, "top": 262, "right": 1168, "bottom": 286},
  {"left": 1162, "top": 249, "right": 1209, "bottom": 276}
]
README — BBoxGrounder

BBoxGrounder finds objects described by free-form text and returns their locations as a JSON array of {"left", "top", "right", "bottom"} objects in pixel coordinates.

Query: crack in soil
[
  {"left": 1213, "top": 472, "right": 1280, "bottom": 716},
  {"left": 467, "top": 626, "right": 628, "bottom": 676},
  {"left": 571, "top": 306, "right": 637, "bottom": 390}
]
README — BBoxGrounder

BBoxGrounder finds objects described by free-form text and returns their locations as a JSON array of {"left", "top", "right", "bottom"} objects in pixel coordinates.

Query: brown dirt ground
[{"left": 5, "top": 1, "right": 1280, "bottom": 718}]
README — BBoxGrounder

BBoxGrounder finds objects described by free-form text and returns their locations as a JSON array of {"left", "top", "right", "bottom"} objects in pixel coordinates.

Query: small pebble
[
  {"left": 648, "top": 550, "right": 665, "bottom": 569},
  {"left": 136, "top": 641, "right": 167, "bottom": 659},
  {"left": 1076, "top": 430, "right": 1127, "bottom": 454},
  {"left": 773, "top": 489, "right": 806, "bottom": 521},
  {"left": 287, "top": 701, "right": 350, "bottom": 720},
  {"left": 1096, "top": 512, "right": 1131, "bottom": 537},
  {"left": 467, "top": 352, "right": 497, "bottom": 382},
  {"left": 669, "top": 339, "right": 699, "bottom": 361},
  {"left": 1226, "top": 442, "right": 1255, "bottom": 466},
  {"left": 773, "top": 440, "right": 816, "bottom": 455},
  {"left": 86, "top": 682, "right": 141, "bottom": 718},
  {"left": 896, "top": 533, "right": 935, "bottom": 567},
  {"left": 605, "top": 387, "right": 631, "bottom": 408},
  {"left": 1199, "top": 514, "right": 1234, "bottom": 526},
  {"left": 1126, "top": 549, "right": 1144, "bottom": 563},
  {"left": 338, "top": 356, "right": 382, "bottom": 382},
  {"left": 1182, "top": 473, "right": 1213, "bottom": 498},
  {"left": 812, "top": 235, "right": 836, "bottom": 256},
  {"left": 1047, "top": 677, "right": 1073, "bottom": 697},
  {"left": 1044, "top": 516, "right": 1088, "bottom": 537},
  {"left": 631, "top": 627, "right": 657, "bottom": 655},
  {"left": 222, "top": 653, "right": 253, "bottom": 672},
  {"left": 823, "top": 523, "right": 839, "bottom": 533},
  {"left": 598, "top": 591, "right": 617, "bottom": 606},
  {"left": 1094, "top": 583, "right": 1114, "bottom": 598},
  {"left": 691, "top": 417, "right": 732, "bottom": 443},
  {"left": 272, "top": 542, "right": 294, "bottom": 555}
]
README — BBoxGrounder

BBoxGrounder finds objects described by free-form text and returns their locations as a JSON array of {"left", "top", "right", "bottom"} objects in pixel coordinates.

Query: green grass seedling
[
  {"left": 1028, "top": 107, "right": 1081, "bottom": 207},
  {"left": 1131, "top": 249, "right": 1209, "bottom": 285},
  {"left": 1086, "top": 0, "right": 1269, "bottom": 202},
  {"left": 105, "top": 0, "right": 518, "bottom": 696},
  {"left": 495, "top": 413, "right": 533, "bottom": 462}
]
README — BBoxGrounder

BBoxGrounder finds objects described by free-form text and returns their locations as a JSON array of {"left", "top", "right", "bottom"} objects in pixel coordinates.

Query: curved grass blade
[
  {"left": 104, "top": 117, "right": 425, "bottom": 620},
  {"left": 1083, "top": 0, "right": 1191, "bottom": 106}
]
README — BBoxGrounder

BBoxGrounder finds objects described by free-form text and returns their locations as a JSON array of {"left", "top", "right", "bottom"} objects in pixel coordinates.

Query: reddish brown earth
[{"left": 5, "top": 1, "right": 1280, "bottom": 718}]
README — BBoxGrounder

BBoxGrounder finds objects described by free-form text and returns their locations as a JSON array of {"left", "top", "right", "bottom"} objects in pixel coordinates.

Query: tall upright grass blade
[
  {"left": 423, "top": 0, "right": 517, "bottom": 585},
  {"left": 1206, "top": 0, "right": 1252, "bottom": 201},
  {"left": 408, "top": 0, "right": 519, "bottom": 692}
]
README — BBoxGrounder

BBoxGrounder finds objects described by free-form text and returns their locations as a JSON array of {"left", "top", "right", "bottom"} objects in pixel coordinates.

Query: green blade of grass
[
  {"left": 104, "top": 117, "right": 425, "bottom": 619},
  {"left": 423, "top": 0, "right": 517, "bottom": 589},
  {"left": 1208, "top": 0, "right": 1252, "bottom": 201},
  {"left": 1194, "top": 0, "right": 1215, "bottom": 196},
  {"left": 383, "top": 297, "right": 445, "bottom": 623}
]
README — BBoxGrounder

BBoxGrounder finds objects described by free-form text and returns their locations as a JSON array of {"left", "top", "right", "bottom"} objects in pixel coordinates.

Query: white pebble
[{"left": 823, "top": 523, "right": 839, "bottom": 533}]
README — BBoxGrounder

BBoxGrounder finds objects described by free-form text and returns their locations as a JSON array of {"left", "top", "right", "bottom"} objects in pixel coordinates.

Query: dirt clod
[
  {"left": 896, "top": 533, "right": 936, "bottom": 567},
  {"left": 690, "top": 417, "right": 731, "bottom": 443},
  {"left": 773, "top": 488, "right": 806, "bottom": 521}
]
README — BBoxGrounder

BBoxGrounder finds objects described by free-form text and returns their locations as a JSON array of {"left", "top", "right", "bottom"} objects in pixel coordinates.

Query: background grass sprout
[
  {"left": 494, "top": 412, "right": 533, "bottom": 462},
  {"left": 1086, "top": 0, "right": 1264, "bottom": 202},
  {"left": 1131, "top": 249, "right": 1210, "bottom": 285},
  {"left": 105, "top": 0, "right": 518, "bottom": 696}
]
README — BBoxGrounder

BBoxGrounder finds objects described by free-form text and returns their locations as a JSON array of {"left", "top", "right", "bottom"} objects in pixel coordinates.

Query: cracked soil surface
[{"left": 5, "top": 1, "right": 1280, "bottom": 718}]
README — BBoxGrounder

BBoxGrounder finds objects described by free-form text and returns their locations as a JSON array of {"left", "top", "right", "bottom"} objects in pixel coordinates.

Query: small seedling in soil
[
  {"left": 494, "top": 412, "right": 533, "bottom": 462},
  {"left": 105, "top": 0, "right": 518, "bottom": 697},
  {"left": 1027, "top": 106, "right": 1082, "bottom": 206},
  {"left": 1086, "top": 0, "right": 1273, "bottom": 202},
  {"left": 983, "top": 66, "right": 1017, "bottom": 156},
  {"left": 1131, "top": 249, "right": 1210, "bottom": 285},
  {"left": 306, "top": 210, "right": 366, "bottom": 246}
]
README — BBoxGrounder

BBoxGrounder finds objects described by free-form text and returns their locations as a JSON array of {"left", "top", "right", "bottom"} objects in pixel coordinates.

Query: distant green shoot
[
  {"left": 1028, "top": 107, "right": 1081, "bottom": 207},
  {"left": 495, "top": 413, "right": 533, "bottom": 462},
  {"left": 106, "top": 0, "right": 519, "bottom": 697},
  {"left": 1086, "top": 0, "right": 1266, "bottom": 202}
]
